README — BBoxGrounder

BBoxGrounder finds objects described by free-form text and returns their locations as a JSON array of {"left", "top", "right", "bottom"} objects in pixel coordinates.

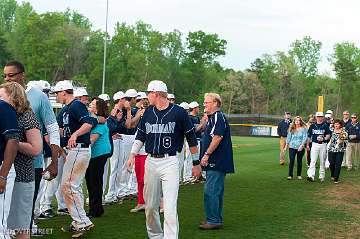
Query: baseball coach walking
[{"left": 199, "top": 93, "right": 234, "bottom": 230}]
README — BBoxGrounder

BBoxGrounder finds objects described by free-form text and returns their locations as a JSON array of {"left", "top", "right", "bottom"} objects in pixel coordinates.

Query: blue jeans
[{"left": 204, "top": 170, "right": 225, "bottom": 225}]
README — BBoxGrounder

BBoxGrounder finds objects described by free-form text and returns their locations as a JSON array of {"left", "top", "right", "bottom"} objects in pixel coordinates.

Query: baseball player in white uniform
[{"left": 127, "top": 80, "right": 201, "bottom": 239}]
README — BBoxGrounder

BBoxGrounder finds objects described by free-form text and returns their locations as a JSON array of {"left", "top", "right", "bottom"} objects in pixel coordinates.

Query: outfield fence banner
[{"left": 227, "top": 114, "right": 280, "bottom": 137}]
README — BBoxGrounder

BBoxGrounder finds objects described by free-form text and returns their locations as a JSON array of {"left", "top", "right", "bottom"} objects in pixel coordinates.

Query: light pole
[{"left": 101, "top": 0, "right": 109, "bottom": 94}]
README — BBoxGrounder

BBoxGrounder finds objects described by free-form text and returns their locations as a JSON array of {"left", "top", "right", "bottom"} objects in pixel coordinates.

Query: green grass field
[{"left": 39, "top": 136, "right": 360, "bottom": 238}]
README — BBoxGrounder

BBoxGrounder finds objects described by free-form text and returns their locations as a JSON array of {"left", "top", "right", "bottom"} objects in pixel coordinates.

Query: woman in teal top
[
  {"left": 85, "top": 97, "right": 111, "bottom": 217},
  {"left": 284, "top": 116, "right": 308, "bottom": 180}
]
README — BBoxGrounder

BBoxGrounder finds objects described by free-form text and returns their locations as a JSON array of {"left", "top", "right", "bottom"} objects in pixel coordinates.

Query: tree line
[{"left": 1, "top": 0, "right": 360, "bottom": 117}]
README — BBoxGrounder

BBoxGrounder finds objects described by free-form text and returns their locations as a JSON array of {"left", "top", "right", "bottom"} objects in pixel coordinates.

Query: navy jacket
[
  {"left": 277, "top": 119, "right": 292, "bottom": 137},
  {"left": 346, "top": 122, "right": 360, "bottom": 143}
]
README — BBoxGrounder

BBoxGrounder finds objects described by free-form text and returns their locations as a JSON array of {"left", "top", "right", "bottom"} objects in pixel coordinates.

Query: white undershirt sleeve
[
  {"left": 45, "top": 122, "right": 61, "bottom": 147},
  {"left": 130, "top": 140, "right": 144, "bottom": 155}
]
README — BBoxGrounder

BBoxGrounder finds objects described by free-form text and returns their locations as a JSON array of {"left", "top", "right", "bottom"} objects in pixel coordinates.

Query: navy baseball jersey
[
  {"left": 60, "top": 99, "right": 96, "bottom": 146},
  {"left": 123, "top": 107, "right": 138, "bottom": 135},
  {"left": 107, "top": 116, "right": 125, "bottom": 135},
  {"left": 200, "top": 111, "right": 234, "bottom": 173},
  {"left": 189, "top": 115, "right": 202, "bottom": 139},
  {"left": 56, "top": 107, "right": 68, "bottom": 147},
  {"left": 136, "top": 103, "right": 198, "bottom": 155},
  {"left": 308, "top": 123, "right": 332, "bottom": 144},
  {"left": 0, "top": 100, "right": 20, "bottom": 165}
]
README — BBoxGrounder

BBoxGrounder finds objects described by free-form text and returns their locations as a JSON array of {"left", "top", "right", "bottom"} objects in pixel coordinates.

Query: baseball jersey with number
[
  {"left": 59, "top": 99, "right": 96, "bottom": 146},
  {"left": 307, "top": 123, "right": 331, "bottom": 144},
  {"left": 136, "top": 103, "right": 198, "bottom": 155}
]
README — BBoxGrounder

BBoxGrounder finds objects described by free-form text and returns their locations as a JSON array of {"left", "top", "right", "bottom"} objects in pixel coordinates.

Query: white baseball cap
[
  {"left": 38, "top": 80, "right": 50, "bottom": 90},
  {"left": 179, "top": 102, "right": 189, "bottom": 110},
  {"left": 325, "top": 113, "right": 332, "bottom": 118},
  {"left": 125, "top": 89, "right": 138, "bottom": 98},
  {"left": 315, "top": 112, "right": 324, "bottom": 117},
  {"left": 27, "top": 81, "right": 43, "bottom": 91},
  {"left": 136, "top": 92, "right": 147, "bottom": 100},
  {"left": 74, "top": 88, "right": 88, "bottom": 97},
  {"left": 98, "top": 93, "right": 110, "bottom": 101},
  {"left": 326, "top": 110, "right": 333, "bottom": 115},
  {"left": 147, "top": 80, "right": 167, "bottom": 93},
  {"left": 52, "top": 80, "right": 73, "bottom": 92},
  {"left": 113, "top": 91, "right": 125, "bottom": 101},
  {"left": 167, "top": 93, "right": 175, "bottom": 99},
  {"left": 189, "top": 101, "right": 199, "bottom": 109}
]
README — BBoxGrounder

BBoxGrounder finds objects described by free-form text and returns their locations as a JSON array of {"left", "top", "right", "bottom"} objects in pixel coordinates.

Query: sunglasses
[
  {"left": 2, "top": 72, "right": 23, "bottom": 78},
  {"left": 352, "top": 117, "right": 357, "bottom": 119}
]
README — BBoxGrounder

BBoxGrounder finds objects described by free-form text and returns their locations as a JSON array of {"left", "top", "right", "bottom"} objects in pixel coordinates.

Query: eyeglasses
[
  {"left": 352, "top": 117, "right": 357, "bottom": 119},
  {"left": 2, "top": 72, "right": 23, "bottom": 78}
]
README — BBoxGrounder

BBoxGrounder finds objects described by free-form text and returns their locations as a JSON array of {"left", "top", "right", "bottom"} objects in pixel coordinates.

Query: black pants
[
  {"left": 85, "top": 155, "right": 108, "bottom": 217},
  {"left": 288, "top": 148, "right": 305, "bottom": 177},
  {"left": 30, "top": 168, "right": 43, "bottom": 228},
  {"left": 328, "top": 151, "right": 344, "bottom": 181}
]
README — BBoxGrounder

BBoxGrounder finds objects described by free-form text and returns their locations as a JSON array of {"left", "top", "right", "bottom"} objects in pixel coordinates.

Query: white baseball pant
[
  {"left": 103, "top": 158, "right": 109, "bottom": 194},
  {"left": 341, "top": 150, "right": 347, "bottom": 167},
  {"left": 325, "top": 142, "right": 330, "bottom": 168},
  {"left": 104, "top": 139, "right": 123, "bottom": 202},
  {"left": 182, "top": 141, "right": 192, "bottom": 182},
  {"left": 307, "top": 142, "right": 327, "bottom": 179},
  {"left": 61, "top": 147, "right": 92, "bottom": 229},
  {"left": 117, "top": 135, "right": 137, "bottom": 198},
  {"left": 40, "top": 156, "right": 66, "bottom": 213},
  {"left": 178, "top": 139, "right": 191, "bottom": 183},
  {"left": 0, "top": 165, "right": 15, "bottom": 239},
  {"left": 144, "top": 155, "right": 179, "bottom": 239}
]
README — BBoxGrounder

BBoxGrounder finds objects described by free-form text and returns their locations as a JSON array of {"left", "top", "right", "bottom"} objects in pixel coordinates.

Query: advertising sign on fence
[{"left": 250, "top": 126, "right": 271, "bottom": 136}]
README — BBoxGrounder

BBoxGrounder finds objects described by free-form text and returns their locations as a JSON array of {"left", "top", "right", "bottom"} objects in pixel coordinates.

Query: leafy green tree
[
  {"left": 82, "top": 30, "right": 105, "bottom": 95},
  {"left": 0, "top": 0, "right": 17, "bottom": 32},
  {"left": 331, "top": 42, "right": 360, "bottom": 113},
  {"left": 290, "top": 36, "right": 322, "bottom": 79},
  {"left": 218, "top": 70, "right": 246, "bottom": 114},
  {"left": 249, "top": 55, "right": 280, "bottom": 114}
]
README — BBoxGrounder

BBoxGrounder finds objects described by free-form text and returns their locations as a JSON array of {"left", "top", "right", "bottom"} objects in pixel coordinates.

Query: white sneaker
[
  {"left": 130, "top": 204, "right": 145, "bottom": 213},
  {"left": 320, "top": 178, "right": 325, "bottom": 182},
  {"left": 297, "top": 176, "right": 302, "bottom": 180},
  {"left": 103, "top": 198, "right": 118, "bottom": 205}
]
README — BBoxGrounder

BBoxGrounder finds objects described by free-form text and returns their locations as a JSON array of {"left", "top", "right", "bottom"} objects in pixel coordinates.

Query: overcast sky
[{"left": 17, "top": 0, "right": 360, "bottom": 74}]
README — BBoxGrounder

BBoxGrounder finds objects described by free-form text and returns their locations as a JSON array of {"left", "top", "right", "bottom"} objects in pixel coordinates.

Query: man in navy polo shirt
[{"left": 199, "top": 93, "right": 234, "bottom": 230}]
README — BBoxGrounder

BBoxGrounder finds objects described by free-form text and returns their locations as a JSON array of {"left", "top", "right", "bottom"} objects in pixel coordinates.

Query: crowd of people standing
[
  {"left": 0, "top": 60, "right": 234, "bottom": 239},
  {"left": 278, "top": 109, "right": 360, "bottom": 184}
]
